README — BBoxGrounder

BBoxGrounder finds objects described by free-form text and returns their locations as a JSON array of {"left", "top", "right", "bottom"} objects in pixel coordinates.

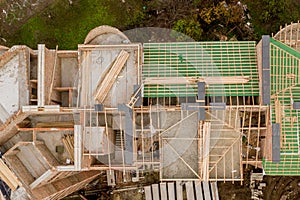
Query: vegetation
[
  {"left": 243, "top": 0, "right": 300, "bottom": 38},
  {"left": 6, "top": 0, "right": 144, "bottom": 49},
  {"left": 2, "top": 0, "right": 300, "bottom": 49},
  {"left": 173, "top": 19, "right": 202, "bottom": 41}
]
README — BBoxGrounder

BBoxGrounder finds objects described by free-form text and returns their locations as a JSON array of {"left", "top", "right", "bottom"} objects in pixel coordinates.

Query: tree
[{"left": 172, "top": 18, "right": 203, "bottom": 41}]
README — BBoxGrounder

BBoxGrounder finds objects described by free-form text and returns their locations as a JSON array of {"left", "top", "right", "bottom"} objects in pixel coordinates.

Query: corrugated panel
[{"left": 143, "top": 42, "right": 259, "bottom": 97}]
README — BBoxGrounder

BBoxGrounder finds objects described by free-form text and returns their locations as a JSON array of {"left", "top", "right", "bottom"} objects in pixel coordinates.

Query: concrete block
[{"left": 272, "top": 123, "right": 280, "bottom": 163}]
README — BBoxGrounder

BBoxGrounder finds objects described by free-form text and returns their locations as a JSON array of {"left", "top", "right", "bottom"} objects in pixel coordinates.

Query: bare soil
[{"left": 263, "top": 176, "right": 300, "bottom": 200}]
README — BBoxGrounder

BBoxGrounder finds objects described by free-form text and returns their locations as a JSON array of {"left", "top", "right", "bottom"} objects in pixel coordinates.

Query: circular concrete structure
[{"left": 84, "top": 25, "right": 130, "bottom": 45}]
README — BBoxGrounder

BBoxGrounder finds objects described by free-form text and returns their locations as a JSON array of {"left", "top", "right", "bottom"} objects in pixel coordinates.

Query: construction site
[{"left": 0, "top": 22, "right": 300, "bottom": 199}]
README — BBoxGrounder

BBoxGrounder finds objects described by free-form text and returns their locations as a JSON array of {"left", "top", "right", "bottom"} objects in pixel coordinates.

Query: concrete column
[{"left": 37, "top": 44, "right": 45, "bottom": 107}]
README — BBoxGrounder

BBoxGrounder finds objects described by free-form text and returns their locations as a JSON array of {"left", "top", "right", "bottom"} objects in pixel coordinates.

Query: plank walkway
[{"left": 144, "top": 181, "right": 219, "bottom": 200}]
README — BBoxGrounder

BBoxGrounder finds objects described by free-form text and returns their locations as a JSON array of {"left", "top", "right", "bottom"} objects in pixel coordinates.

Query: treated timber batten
[{"left": 94, "top": 50, "right": 129, "bottom": 103}]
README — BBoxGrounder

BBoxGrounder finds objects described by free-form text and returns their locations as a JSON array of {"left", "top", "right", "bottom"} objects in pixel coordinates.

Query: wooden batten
[{"left": 143, "top": 76, "right": 250, "bottom": 85}]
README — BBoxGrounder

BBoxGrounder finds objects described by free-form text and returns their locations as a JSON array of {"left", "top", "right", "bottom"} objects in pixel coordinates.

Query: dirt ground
[
  {"left": 218, "top": 167, "right": 252, "bottom": 200},
  {"left": 218, "top": 166, "right": 300, "bottom": 200},
  {"left": 263, "top": 176, "right": 300, "bottom": 200}
]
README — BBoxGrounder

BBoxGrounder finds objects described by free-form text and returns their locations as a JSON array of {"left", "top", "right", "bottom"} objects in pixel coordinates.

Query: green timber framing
[
  {"left": 263, "top": 38, "right": 300, "bottom": 175},
  {"left": 142, "top": 38, "right": 300, "bottom": 177},
  {"left": 143, "top": 42, "right": 259, "bottom": 97}
]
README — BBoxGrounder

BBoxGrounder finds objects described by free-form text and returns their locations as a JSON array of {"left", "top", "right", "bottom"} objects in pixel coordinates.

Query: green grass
[{"left": 8, "top": 0, "right": 144, "bottom": 49}]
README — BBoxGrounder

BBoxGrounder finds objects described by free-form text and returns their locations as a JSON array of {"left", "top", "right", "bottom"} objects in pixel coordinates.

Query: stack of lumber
[
  {"left": 0, "top": 159, "right": 20, "bottom": 191},
  {"left": 94, "top": 50, "right": 129, "bottom": 103},
  {"left": 62, "top": 135, "right": 74, "bottom": 162}
]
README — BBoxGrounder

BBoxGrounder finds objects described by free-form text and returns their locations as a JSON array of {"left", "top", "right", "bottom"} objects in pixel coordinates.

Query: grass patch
[{"left": 8, "top": 0, "right": 144, "bottom": 49}]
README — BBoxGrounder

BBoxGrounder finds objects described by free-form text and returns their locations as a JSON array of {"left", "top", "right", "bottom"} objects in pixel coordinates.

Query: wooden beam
[
  {"left": 144, "top": 186, "right": 152, "bottom": 200},
  {"left": 30, "top": 169, "right": 57, "bottom": 189},
  {"left": 53, "top": 87, "right": 76, "bottom": 92},
  {"left": 57, "top": 50, "right": 78, "bottom": 58},
  {"left": 94, "top": 50, "right": 129, "bottom": 103},
  {"left": 203, "top": 122, "right": 211, "bottom": 181},
  {"left": 18, "top": 127, "right": 74, "bottom": 131},
  {"left": 160, "top": 182, "right": 168, "bottom": 200},
  {"left": 195, "top": 181, "right": 203, "bottom": 200},
  {"left": 143, "top": 76, "right": 250, "bottom": 85},
  {"left": 36, "top": 121, "right": 74, "bottom": 128},
  {"left": 203, "top": 181, "right": 211, "bottom": 200},
  {"left": 176, "top": 181, "right": 183, "bottom": 200},
  {"left": 0, "top": 159, "right": 21, "bottom": 191},
  {"left": 186, "top": 181, "right": 195, "bottom": 200},
  {"left": 211, "top": 182, "right": 220, "bottom": 200},
  {"left": 167, "top": 182, "right": 175, "bottom": 200},
  {"left": 152, "top": 184, "right": 159, "bottom": 200}
]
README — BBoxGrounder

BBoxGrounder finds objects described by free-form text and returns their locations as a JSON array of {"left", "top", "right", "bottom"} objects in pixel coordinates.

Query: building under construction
[{"left": 0, "top": 23, "right": 300, "bottom": 199}]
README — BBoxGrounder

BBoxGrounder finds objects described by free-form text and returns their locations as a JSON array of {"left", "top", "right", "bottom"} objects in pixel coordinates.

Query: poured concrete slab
[{"left": 161, "top": 112, "right": 199, "bottom": 179}]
